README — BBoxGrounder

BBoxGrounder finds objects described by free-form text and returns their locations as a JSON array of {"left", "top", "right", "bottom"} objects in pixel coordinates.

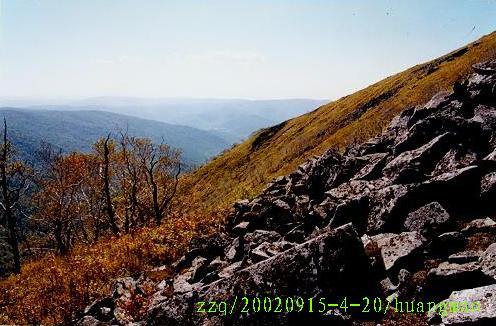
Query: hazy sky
[{"left": 1, "top": 0, "right": 496, "bottom": 100}]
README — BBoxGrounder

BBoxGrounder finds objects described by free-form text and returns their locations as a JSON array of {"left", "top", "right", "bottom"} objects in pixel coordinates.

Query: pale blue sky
[{"left": 1, "top": 0, "right": 496, "bottom": 100}]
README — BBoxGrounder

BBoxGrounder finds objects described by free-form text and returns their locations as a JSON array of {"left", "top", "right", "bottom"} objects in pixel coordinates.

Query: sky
[{"left": 1, "top": 0, "right": 496, "bottom": 100}]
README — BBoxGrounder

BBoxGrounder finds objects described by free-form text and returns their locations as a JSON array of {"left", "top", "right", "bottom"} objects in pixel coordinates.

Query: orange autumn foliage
[{"left": 0, "top": 211, "right": 225, "bottom": 324}]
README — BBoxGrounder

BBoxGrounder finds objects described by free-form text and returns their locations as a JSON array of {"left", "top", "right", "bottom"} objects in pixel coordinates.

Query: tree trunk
[
  {"left": 54, "top": 220, "right": 68, "bottom": 255},
  {"left": 1, "top": 119, "right": 20, "bottom": 273},
  {"left": 149, "top": 170, "right": 162, "bottom": 225},
  {"left": 103, "top": 135, "right": 119, "bottom": 235}
]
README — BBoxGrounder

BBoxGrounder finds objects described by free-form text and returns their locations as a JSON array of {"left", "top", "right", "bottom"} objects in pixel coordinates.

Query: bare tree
[
  {"left": 133, "top": 138, "right": 181, "bottom": 225},
  {"left": 118, "top": 131, "right": 143, "bottom": 232}
]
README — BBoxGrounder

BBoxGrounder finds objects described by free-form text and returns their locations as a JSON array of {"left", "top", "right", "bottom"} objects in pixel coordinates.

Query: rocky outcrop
[{"left": 78, "top": 60, "right": 496, "bottom": 325}]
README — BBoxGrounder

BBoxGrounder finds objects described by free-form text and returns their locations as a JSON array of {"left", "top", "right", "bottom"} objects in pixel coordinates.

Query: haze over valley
[
  {"left": 0, "top": 98, "right": 326, "bottom": 168},
  {"left": 0, "top": 108, "right": 232, "bottom": 166},
  {"left": 0, "top": 97, "right": 327, "bottom": 144}
]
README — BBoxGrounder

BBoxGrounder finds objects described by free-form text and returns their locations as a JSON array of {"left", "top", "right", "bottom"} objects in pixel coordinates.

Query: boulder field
[{"left": 78, "top": 60, "right": 496, "bottom": 326}]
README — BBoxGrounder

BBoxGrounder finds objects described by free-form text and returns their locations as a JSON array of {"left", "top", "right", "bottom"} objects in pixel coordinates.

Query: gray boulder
[
  {"left": 480, "top": 243, "right": 496, "bottom": 281},
  {"left": 384, "top": 132, "right": 454, "bottom": 183},
  {"left": 368, "top": 231, "right": 424, "bottom": 275},
  {"left": 367, "top": 184, "right": 419, "bottom": 233},
  {"left": 431, "top": 284, "right": 496, "bottom": 325},
  {"left": 462, "top": 217, "right": 496, "bottom": 235},
  {"left": 403, "top": 201, "right": 450, "bottom": 236}
]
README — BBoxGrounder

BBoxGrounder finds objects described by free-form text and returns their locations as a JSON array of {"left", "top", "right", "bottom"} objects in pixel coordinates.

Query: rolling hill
[
  {"left": 181, "top": 31, "right": 496, "bottom": 211},
  {"left": 0, "top": 109, "right": 229, "bottom": 166},
  {"left": 19, "top": 98, "right": 327, "bottom": 143}
]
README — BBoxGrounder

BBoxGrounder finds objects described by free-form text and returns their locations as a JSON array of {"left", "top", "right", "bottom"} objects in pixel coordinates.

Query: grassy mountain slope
[
  {"left": 0, "top": 109, "right": 228, "bottom": 166},
  {"left": 182, "top": 31, "right": 496, "bottom": 211}
]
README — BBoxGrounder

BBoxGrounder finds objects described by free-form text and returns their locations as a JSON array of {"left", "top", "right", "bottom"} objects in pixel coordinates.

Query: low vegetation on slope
[
  {"left": 0, "top": 214, "right": 224, "bottom": 324},
  {"left": 1, "top": 32, "right": 495, "bottom": 325},
  {"left": 182, "top": 31, "right": 496, "bottom": 212}
]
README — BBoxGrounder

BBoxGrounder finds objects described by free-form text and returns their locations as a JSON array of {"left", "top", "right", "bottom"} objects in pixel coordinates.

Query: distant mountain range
[
  {"left": 0, "top": 108, "right": 229, "bottom": 166},
  {"left": 1, "top": 98, "right": 328, "bottom": 143}
]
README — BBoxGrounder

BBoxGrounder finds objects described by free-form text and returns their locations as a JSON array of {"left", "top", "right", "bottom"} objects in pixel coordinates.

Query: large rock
[
  {"left": 331, "top": 195, "right": 369, "bottom": 233},
  {"left": 351, "top": 153, "right": 388, "bottom": 181},
  {"left": 481, "top": 172, "right": 496, "bottom": 211},
  {"left": 428, "top": 231, "right": 466, "bottom": 257},
  {"left": 420, "top": 165, "right": 485, "bottom": 216},
  {"left": 369, "top": 231, "right": 425, "bottom": 275},
  {"left": 473, "top": 104, "right": 496, "bottom": 139},
  {"left": 147, "top": 292, "right": 196, "bottom": 326},
  {"left": 473, "top": 60, "right": 496, "bottom": 75},
  {"left": 384, "top": 132, "right": 454, "bottom": 183},
  {"left": 249, "top": 241, "right": 293, "bottom": 263},
  {"left": 462, "top": 217, "right": 496, "bottom": 235},
  {"left": 432, "top": 148, "right": 478, "bottom": 177},
  {"left": 326, "top": 179, "right": 376, "bottom": 200},
  {"left": 394, "top": 114, "right": 478, "bottom": 156},
  {"left": 367, "top": 184, "right": 422, "bottom": 233},
  {"left": 243, "top": 230, "right": 282, "bottom": 250},
  {"left": 188, "top": 234, "right": 230, "bottom": 259},
  {"left": 175, "top": 234, "right": 231, "bottom": 271},
  {"left": 480, "top": 243, "right": 496, "bottom": 281},
  {"left": 468, "top": 60, "right": 496, "bottom": 106},
  {"left": 403, "top": 201, "right": 451, "bottom": 236},
  {"left": 224, "top": 237, "right": 243, "bottom": 262},
  {"left": 188, "top": 256, "right": 209, "bottom": 283},
  {"left": 425, "top": 261, "right": 495, "bottom": 302},
  {"left": 484, "top": 147, "right": 496, "bottom": 162},
  {"left": 431, "top": 284, "right": 496, "bottom": 325}
]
